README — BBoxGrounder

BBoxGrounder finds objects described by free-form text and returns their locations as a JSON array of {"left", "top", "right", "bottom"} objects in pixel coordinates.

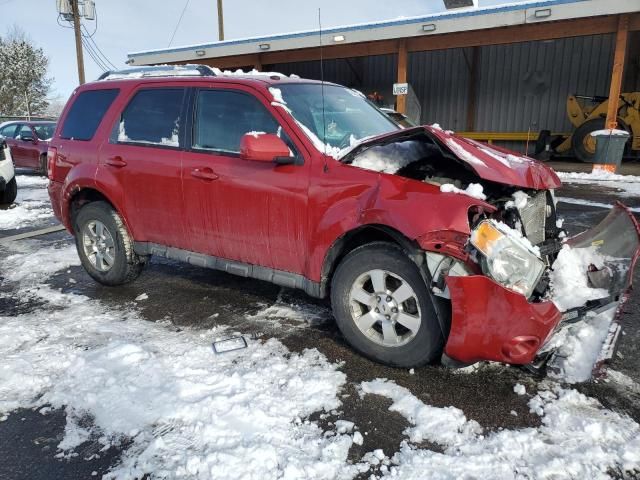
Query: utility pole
[
  {"left": 217, "top": 0, "right": 224, "bottom": 41},
  {"left": 71, "top": 0, "right": 86, "bottom": 84}
]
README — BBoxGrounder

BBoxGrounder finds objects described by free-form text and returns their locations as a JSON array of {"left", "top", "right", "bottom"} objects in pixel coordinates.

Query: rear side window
[
  {"left": 61, "top": 89, "right": 119, "bottom": 141},
  {"left": 0, "top": 124, "right": 18, "bottom": 138},
  {"left": 117, "top": 88, "right": 184, "bottom": 147},
  {"left": 193, "top": 90, "right": 279, "bottom": 154}
]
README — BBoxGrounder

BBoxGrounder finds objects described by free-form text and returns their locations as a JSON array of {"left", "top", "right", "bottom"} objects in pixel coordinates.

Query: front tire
[
  {"left": 74, "top": 201, "right": 146, "bottom": 285},
  {"left": 330, "top": 242, "right": 444, "bottom": 367},
  {"left": 0, "top": 177, "right": 17, "bottom": 205}
]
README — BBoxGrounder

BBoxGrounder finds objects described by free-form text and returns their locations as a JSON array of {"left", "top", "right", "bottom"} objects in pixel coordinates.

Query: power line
[
  {"left": 81, "top": 37, "right": 108, "bottom": 71},
  {"left": 81, "top": 24, "right": 116, "bottom": 69},
  {"left": 168, "top": 0, "right": 191, "bottom": 47}
]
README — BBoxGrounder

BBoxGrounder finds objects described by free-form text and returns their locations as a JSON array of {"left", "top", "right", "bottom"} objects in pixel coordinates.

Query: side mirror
[
  {"left": 20, "top": 134, "right": 34, "bottom": 142},
  {"left": 240, "top": 133, "right": 292, "bottom": 164}
]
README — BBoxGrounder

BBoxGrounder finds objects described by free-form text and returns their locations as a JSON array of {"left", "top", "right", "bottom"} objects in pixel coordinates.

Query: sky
[{"left": 1, "top": 0, "right": 520, "bottom": 101}]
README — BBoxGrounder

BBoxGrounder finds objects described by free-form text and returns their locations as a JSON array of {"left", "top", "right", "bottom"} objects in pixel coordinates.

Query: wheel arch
[
  {"left": 67, "top": 187, "right": 135, "bottom": 238},
  {"left": 319, "top": 224, "right": 424, "bottom": 298}
]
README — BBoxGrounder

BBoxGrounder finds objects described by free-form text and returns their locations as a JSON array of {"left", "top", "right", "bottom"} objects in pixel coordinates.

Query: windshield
[
  {"left": 277, "top": 83, "right": 399, "bottom": 151},
  {"left": 33, "top": 124, "right": 56, "bottom": 140}
]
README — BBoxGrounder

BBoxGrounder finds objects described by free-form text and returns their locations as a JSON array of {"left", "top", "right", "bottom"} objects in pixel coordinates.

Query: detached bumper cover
[
  {"left": 445, "top": 275, "right": 561, "bottom": 364},
  {"left": 444, "top": 202, "right": 640, "bottom": 367}
]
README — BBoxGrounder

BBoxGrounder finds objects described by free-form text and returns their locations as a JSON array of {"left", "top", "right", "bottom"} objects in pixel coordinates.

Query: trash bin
[{"left": 591, "top": 129, "right": 630, "bottom": 173}]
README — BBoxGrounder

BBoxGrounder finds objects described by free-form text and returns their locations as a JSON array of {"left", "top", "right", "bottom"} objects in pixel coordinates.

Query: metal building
[{"left": 127, "top": 0, "right": 640, "bottom": 153}]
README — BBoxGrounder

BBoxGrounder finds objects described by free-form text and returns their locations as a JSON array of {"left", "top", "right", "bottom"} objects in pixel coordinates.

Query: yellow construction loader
[{"left": 554, "top": 92, "right": 640, "bottom": 162}]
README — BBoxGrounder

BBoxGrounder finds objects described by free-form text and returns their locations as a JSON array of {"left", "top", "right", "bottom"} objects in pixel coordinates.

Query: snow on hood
[{"left": 425, "top": 127, "right": 562, "bottom": 190}]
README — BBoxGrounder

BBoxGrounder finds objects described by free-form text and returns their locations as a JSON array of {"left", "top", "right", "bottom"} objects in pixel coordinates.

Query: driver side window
[{"left": 193, "top": 89, "right": 296, "bottom": 156}]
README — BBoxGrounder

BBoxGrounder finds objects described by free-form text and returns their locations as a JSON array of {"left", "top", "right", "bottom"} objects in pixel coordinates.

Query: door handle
[
  {"left": 191, "top": 167, "right": 219, "bottom": 181},
  {"left": 106, "top": 156, "right": 127, "bottom": 168}
]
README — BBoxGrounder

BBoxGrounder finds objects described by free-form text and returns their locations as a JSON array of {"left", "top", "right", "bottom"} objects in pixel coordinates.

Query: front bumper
[{"left": 444, "top": 202, "right": 640, "bottom": 366}]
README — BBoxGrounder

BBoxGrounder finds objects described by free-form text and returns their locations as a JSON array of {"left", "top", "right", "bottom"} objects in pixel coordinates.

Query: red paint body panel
[{"left": 445, "top": 275, "right": 562, "bottom": 364}]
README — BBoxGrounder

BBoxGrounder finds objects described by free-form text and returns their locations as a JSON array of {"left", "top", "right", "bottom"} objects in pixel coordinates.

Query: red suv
[
  {"left": 0, "top": 121, "right": 56, "bottom": 174},
  {"left": 47, "top": 66, "right": 639, "bottom": 368}
]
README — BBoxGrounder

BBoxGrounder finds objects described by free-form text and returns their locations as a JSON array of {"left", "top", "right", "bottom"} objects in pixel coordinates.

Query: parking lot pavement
[{"left": 1, "top": 172, "right": 640, "bottom": 479}]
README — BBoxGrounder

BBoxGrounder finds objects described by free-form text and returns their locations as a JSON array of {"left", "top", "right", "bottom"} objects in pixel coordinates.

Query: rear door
[
  {"left": 99, "top": 86, "right": 189, "bottom": 249},
  {"left": 182, "top": 85, "right": 310, "bottom": 273}
]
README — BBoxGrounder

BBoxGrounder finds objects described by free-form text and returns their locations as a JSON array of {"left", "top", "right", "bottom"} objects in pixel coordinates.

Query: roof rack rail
[{"left": 98, "top": 64, "right": 217, "bottom": 81}]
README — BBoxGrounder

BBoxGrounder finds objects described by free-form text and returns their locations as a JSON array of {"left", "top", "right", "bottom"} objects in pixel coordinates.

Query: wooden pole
[
  {"left": 71, "top": 0, "right": 85, "bottom": 85},
  {"left": 466, "top": 47, "right": 479, "bottom": 131},
  {"left": 396, "top": 39, "right": 408, "bottom": 114},
  {"left": 217, "top": 0, "right": 224, "bottom": 41},
  {"left": 605, "top": 14, "right": 629, "bottom": 129}
]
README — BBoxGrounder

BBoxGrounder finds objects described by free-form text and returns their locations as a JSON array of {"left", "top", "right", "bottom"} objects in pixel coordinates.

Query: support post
[
  {"left": 254, "top": 55, "right": 262, "bottom": 72},
  {"left": 71, "top": 0, "right": 85, "bottom": 85},
  {"left": 605, "top": 14, "right": 629, "bottom": 129},
  {"left": 466, "top": 47, "right": 479, "bottom": 131},
  {"left": 396, "top": 39, "right": 408, "bottom": 114},
  {"left": 217, "top": 0, "right": 225, "bottom": 41}
]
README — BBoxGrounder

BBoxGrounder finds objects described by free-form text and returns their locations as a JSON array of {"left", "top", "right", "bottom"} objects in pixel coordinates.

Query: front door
[
  {"left": 182, "top": 86, "right": 310, "bottom": 274},
  {"left": 99, "top": 87, "right": 189, "bottom": 250}
]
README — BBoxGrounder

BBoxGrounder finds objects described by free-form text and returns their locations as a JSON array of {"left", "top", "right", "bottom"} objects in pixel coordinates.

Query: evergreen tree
[{"left": 0, "top": 27, "right": 52, "bottom": 117}]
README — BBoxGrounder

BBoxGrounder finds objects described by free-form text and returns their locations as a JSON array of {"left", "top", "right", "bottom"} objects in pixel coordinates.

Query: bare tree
[{"left": 0, "top": 26, "right": 53, "bottom": 117}]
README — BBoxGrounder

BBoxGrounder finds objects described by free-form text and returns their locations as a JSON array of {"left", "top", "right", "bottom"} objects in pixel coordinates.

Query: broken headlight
[{"left": 470, "top": 220, "right": 545, "bottom": 298}]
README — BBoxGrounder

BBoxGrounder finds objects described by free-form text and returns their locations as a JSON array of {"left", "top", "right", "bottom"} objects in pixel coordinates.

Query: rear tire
[
  {"left": 0, "top": 177, "right": 17, "bottom": 205},
  {"left": 330, "top": 242, "right": 444, "bottom": 367},
  {"left": 74, "top": 201, "right": 146, "bottom": 286}
]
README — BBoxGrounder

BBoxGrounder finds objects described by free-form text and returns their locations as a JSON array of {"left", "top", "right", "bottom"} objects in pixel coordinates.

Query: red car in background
[{"left": 0, "top": 121, "right": 56, "bottom": 174}]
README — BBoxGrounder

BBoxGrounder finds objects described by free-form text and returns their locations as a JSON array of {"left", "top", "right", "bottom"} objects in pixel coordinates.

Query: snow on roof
[{"left": 127, "top": 0, "right": 639, "bottom": 65}]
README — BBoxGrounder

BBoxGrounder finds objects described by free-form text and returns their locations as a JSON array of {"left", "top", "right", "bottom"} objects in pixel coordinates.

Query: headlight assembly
[{"left": 470, "top": 220, "right": 545, "bottom": 298}]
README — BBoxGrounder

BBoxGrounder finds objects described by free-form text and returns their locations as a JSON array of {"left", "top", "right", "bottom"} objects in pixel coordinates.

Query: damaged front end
[
  {"left": 344, "top": 126, "right": 639, "bottom": 373},
  {"left": 443, "top": 203, "right": 640, "bottom": 372}
]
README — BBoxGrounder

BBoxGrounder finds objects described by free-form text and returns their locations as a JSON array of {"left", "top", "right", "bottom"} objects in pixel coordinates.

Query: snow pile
[
  {"left": 361, "top": 380, "right": 481, "bottom": 446},
  {"left": 351, "top": 140, "right": 430, "bottom": 174},
  {"left": 0, "top": 175, "right": 52, "bottom": 230},
  {"left": 544, "top": 308, "right": 617, "bottom": 383},
  {"left": 439, "top": 183, "right": 486, "bottom": 201},
  {"left": 549, "top": 244, "right": 609, "bottom": 311},
  {"left": 505, "top": 190, "right": 529, "bottom": 209},
  {"left": 0, "top": 244, "right": 358, "bottom": 480},
  {"left": 362, "top": 379, "right": 640, "bottom": 479},
  {"left": 211, "top": 67, "right": 291, "bottom": 78}
]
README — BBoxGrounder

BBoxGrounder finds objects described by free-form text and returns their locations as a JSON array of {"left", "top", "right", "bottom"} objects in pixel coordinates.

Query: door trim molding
[{"left": 134, "top": 241, "right": 322, "bottom": 298}]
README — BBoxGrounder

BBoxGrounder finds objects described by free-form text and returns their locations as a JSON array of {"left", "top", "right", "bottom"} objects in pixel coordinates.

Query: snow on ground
[
  {"left": 557, "top": 171, "right": 640, "bottom": 198},
  {"left": 0, "top": 175, "right": 52, "bottom": 230},
  {"left": 361, "top": 379, "right": 640, "bottom": 479},
  {"left": 557, "top": 196, "right": 640, "bottom": 213},
  {"left": 0, "top": 244, "right": 359, "bottom": 480}
]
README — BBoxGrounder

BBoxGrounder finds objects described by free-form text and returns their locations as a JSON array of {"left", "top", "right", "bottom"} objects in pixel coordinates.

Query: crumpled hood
[
  {"left": 426, "top": 126, "right": 562, "bottom": 190},
  {"left": 344, "top": 126, "right": 562, "bottom": 190}
]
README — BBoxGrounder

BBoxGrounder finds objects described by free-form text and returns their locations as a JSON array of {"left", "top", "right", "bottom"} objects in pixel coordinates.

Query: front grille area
[{"left": 518, "top": 191, "right": 547, "bottom": 245}]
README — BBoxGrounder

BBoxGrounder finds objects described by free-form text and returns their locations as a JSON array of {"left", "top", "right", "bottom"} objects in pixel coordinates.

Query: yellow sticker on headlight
[{"left": 471, "top": 221, "right": 504, "bottom": 256}]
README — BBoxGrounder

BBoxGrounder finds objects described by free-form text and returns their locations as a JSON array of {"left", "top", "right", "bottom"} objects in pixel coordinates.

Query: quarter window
[
  {"left": 118, "top": 89, "right": 184, "bottom": 147},
  {"left": 193, "top": 90, "right": 280, "bottom": 154},
  {"left": 61, "top": 89, "right": 119, "bottom": 141}
]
